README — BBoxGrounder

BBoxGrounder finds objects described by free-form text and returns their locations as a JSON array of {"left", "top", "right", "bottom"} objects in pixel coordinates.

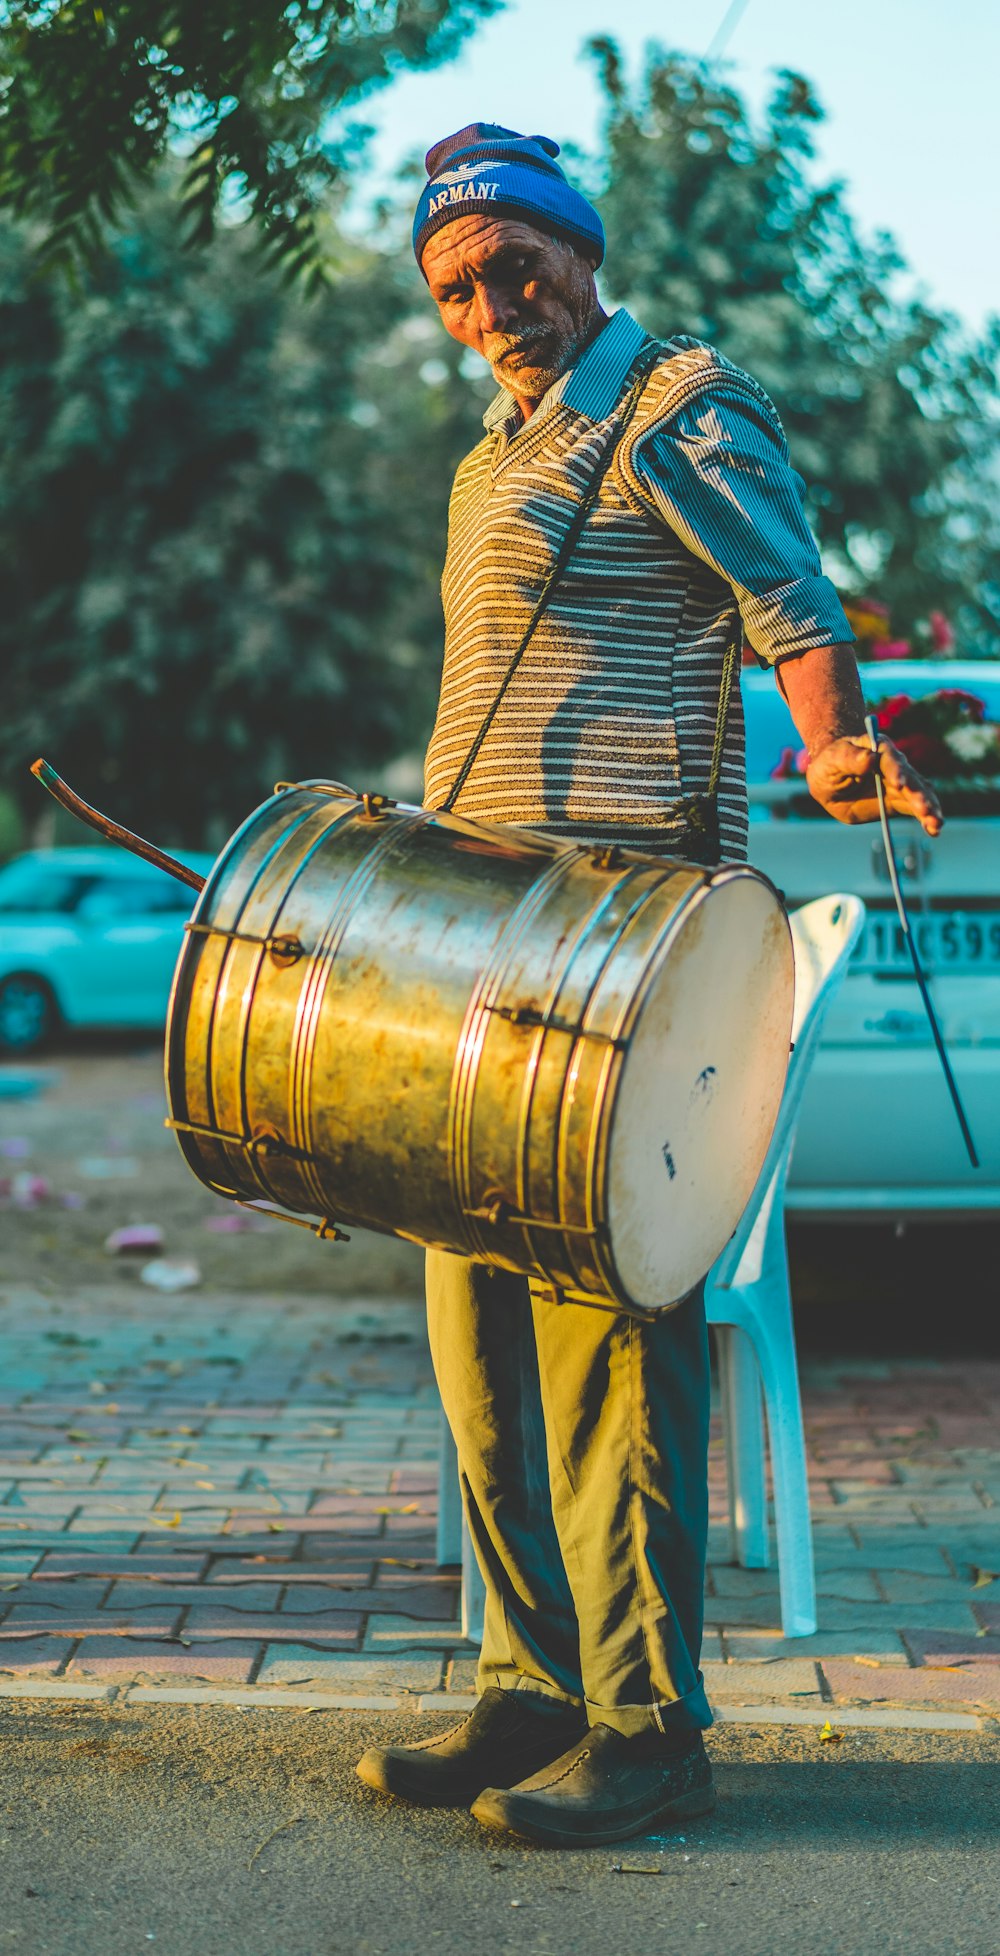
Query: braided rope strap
[{"left": 442, "top": 339, "right": 738, "bottom": 863}]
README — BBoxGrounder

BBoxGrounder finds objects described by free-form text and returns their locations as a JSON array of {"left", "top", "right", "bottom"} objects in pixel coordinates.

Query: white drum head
[{"left": 606, "top": 874, "right": 793, "bottom": 1310}]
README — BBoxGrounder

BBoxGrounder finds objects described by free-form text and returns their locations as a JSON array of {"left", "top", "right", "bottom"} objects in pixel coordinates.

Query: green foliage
[
  {"left": 2, "top": 39, "right": 998, "bottom": 861},
  {"left": 0, "top": 0, "right": 497, "bottom": 281},
  {"left": 590, "top": 43, "right": 1000, "bottom": 654},
  {"left": 0, "top": 187, "right": 486, "bottom": 842}
]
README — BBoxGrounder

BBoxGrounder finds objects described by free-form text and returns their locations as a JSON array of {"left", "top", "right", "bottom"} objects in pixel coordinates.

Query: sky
[{"left": 352, "top": 0, "right": 998, "bottom": 336}]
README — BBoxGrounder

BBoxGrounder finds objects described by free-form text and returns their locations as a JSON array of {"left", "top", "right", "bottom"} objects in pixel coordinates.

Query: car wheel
[{"left": 0, "top": 973, "right": 57, "bottom": 1055}]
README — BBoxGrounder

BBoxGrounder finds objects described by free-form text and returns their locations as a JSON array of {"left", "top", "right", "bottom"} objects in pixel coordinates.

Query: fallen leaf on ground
[{"left": 971, "top": 1567, "right": 999, "bottom": 1588}]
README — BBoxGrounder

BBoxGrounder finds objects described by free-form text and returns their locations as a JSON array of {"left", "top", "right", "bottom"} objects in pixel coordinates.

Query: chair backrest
[{"left": 711, "top": 893, "right": 865, "bottom": 1289}]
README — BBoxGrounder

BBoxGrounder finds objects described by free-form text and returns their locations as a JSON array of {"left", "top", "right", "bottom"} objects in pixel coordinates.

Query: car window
[
  {"left": 76, "top": 876, "right": 193, "bottom": 922},
  {"left": 0, "top": 864, "right": 96, "bottom": 914}
]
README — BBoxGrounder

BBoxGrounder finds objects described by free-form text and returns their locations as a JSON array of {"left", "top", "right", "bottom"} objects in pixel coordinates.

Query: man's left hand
[{"left": 806, "top": 735, "right": 944, "bottom": 837}]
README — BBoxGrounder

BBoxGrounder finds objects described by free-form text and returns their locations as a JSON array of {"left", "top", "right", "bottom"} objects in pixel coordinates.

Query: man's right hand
[{"left": 805, "top": 735, "right": 944, "bottom": 836}]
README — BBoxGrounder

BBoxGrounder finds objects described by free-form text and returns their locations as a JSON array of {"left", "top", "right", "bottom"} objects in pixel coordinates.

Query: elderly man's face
[{"left": 422, "top": 215, "right": 602, "bottom": 405}]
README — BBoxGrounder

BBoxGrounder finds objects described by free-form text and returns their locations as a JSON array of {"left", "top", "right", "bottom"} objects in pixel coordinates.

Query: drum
[{"left": 164, "top": 783, "right": 793, "bottom": 1316}]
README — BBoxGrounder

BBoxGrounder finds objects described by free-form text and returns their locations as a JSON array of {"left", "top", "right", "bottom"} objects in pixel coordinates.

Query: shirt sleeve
[{"left": 633, "top": 382, "right": 854, "bottom": 666}]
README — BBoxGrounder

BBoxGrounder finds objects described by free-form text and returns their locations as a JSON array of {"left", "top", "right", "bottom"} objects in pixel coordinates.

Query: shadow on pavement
[{"left": 0, "top": 1705, "right": 997, "bottom": 1956}]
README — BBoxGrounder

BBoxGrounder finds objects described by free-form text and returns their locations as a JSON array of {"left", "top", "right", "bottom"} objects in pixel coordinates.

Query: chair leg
[
  {"left": 437, "top": 1408, "right": 487, "bottom": 1641},
  {"left": 461, "top": 1512, "right": 487, "bottom": 1644},
  {"left": 715, "top": 1321, "right": 770, "bottom": 1569},
  {"left": 753, "top": 1318, "right": 817, "bottom": 1639},
  {"left": 436, "top": 1411, "right": 463, "bottom": 1568}
]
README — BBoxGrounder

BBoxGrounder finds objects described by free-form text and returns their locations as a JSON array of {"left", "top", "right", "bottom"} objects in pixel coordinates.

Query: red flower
[
  {"left": 929, "top": 611, "right": 955, "bottom": 652},
  {"left": 891, "top": 731, "right": 951, "bottom": 774},
  {"left": 934, "top": 690, "right": 985, "bottom": 723},
  {"left": 874, "top": 694, "right": 914, "bottom": 731}
]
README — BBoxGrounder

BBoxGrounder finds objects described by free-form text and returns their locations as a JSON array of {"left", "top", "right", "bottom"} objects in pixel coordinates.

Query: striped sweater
[{"left": 423, "top": 309, "right": 851, "bottom": 862}]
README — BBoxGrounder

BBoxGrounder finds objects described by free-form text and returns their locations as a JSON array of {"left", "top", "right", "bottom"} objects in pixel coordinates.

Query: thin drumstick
[
  {"left": 863, "top": 717, "right": 978, "bottom": 1170},
  {"left": 30, "top": 758, "right": 206, "bottom": 894}
]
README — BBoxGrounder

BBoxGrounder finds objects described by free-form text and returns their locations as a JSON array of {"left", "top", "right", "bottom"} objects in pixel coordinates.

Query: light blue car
[
  {"left": 0, "top": 846, "right": 214, "bottom": 1054},
  {"left": 743, "top": 659, "right": 1000, "bottom": 1215}
]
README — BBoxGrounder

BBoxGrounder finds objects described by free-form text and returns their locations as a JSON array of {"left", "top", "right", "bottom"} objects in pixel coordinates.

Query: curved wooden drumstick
[{"left": 30, "top": 759, "right": 206, "bottom": 894}]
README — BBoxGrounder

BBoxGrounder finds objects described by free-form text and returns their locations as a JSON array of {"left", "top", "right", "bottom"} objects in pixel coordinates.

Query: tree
[
  {"left": 0, "top": 0, "right": 497, "bottom": 282},
  {"left": 589, "top": 43, "right": 1000, "bottom": 654},
  {"left": 0, "top": 185, "right": 486, "bottom": 843},
  {"left": 5, "top": 40, "right": 997, "bottom": 860}
]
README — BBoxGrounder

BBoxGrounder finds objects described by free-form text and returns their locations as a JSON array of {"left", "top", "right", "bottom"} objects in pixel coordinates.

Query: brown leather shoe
[
  {"left": 355, "top": 1688, "right": 586, "bottom": 1808},
  {"left": 471, "top": 1725, "right": 715, "bottom": 1846}
]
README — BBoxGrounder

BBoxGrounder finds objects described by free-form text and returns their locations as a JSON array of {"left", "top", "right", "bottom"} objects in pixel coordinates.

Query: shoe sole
[{"left": 470, "top": 1780, "right": 717, "bottom": 1848}]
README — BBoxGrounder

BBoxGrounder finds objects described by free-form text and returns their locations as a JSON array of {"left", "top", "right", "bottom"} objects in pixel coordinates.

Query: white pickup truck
[{"left": 743, "top": 659, "right": 1000, "bottom": 1218}]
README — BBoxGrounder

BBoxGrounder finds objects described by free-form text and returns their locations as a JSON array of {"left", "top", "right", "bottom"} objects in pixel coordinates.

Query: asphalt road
[{"left": 0, "top": 1702, "right": 996, "bottom": 1956}]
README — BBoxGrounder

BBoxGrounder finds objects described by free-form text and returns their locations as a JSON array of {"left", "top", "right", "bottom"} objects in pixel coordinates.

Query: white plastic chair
[
  {"left": 706, "top": 893, "right": 865, "bottom": 1637},
  {"left": 438, "top": 893, "right": 866, "bottom": 1645},
  {"left": 436, "top": 1423, "right": 485, "bottom": 1641}
]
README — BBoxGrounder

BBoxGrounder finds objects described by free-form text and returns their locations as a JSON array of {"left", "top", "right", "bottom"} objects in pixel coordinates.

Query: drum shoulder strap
[
  {"left": 441, "top": 343, "right": 661, "bottom": 814},
  {"left": 442, "top": 342, "right": 740, "bottom": 823}
]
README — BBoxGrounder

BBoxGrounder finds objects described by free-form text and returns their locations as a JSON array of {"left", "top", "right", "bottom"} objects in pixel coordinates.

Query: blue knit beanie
[{"left": 413, "top": 122, "right": 605, "bottom": 272}]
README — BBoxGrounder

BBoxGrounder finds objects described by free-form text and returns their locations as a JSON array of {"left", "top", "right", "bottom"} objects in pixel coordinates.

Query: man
[{"left": 357, "top": 124, "right": 941, "bottom": 1847}]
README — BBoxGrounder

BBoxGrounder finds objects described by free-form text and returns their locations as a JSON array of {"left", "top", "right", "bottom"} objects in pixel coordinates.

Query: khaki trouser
[{"left": 426, "top": 1251, "right": 713, "bottom": 1741}]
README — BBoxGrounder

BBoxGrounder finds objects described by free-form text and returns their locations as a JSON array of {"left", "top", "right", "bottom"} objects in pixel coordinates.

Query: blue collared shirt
[{"left": 483, "top": 307, "right": 852, "bottom": 666}]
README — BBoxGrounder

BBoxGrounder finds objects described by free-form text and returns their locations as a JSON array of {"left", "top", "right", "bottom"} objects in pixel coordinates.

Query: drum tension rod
[
  {"left": 236, "top": 1202, "right": 350, "bottom": 1244},
  {"left": 360, "top": 792, "right": 392, "bottom": 819},
  {"left": 485, "top": 1002, "right": 628, "bottom": 1050},
  {"left": 166, "top": 1123, "right": 349, "bottom": 1240},
  {"left": 466, "top": 1192, "right": 601, "bottom": 1238},
  {"left": 165, "top": 1115, "right": 246, "bottom": 1148},
  {"left": 165, "top": 1116, "right": 312, "bottom": 1163},
  {"left": 183, "top": 921, "right": 306, "bottom": 967},
  {"left": 273, "top": 780, "right": 397, "bottom": 821}
]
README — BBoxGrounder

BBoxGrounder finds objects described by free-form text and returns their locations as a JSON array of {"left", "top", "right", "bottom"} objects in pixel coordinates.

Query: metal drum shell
[{"left": 165, "top": 785, "right": 793, "bottom": 1315}]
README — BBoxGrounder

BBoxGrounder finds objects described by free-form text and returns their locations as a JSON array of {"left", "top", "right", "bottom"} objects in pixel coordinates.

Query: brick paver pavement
[{"left": 0, "top": 1283, "right": 997, "bottom": 1724}]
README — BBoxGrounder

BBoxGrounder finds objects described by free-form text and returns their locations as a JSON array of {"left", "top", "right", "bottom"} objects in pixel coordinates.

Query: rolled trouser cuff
[
  {"left": 584, "top": 1674, "right": 713, "bottom": 1741},
  {"left": 478, "top": 1668, "right": 585, "bottom": 1718}
]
